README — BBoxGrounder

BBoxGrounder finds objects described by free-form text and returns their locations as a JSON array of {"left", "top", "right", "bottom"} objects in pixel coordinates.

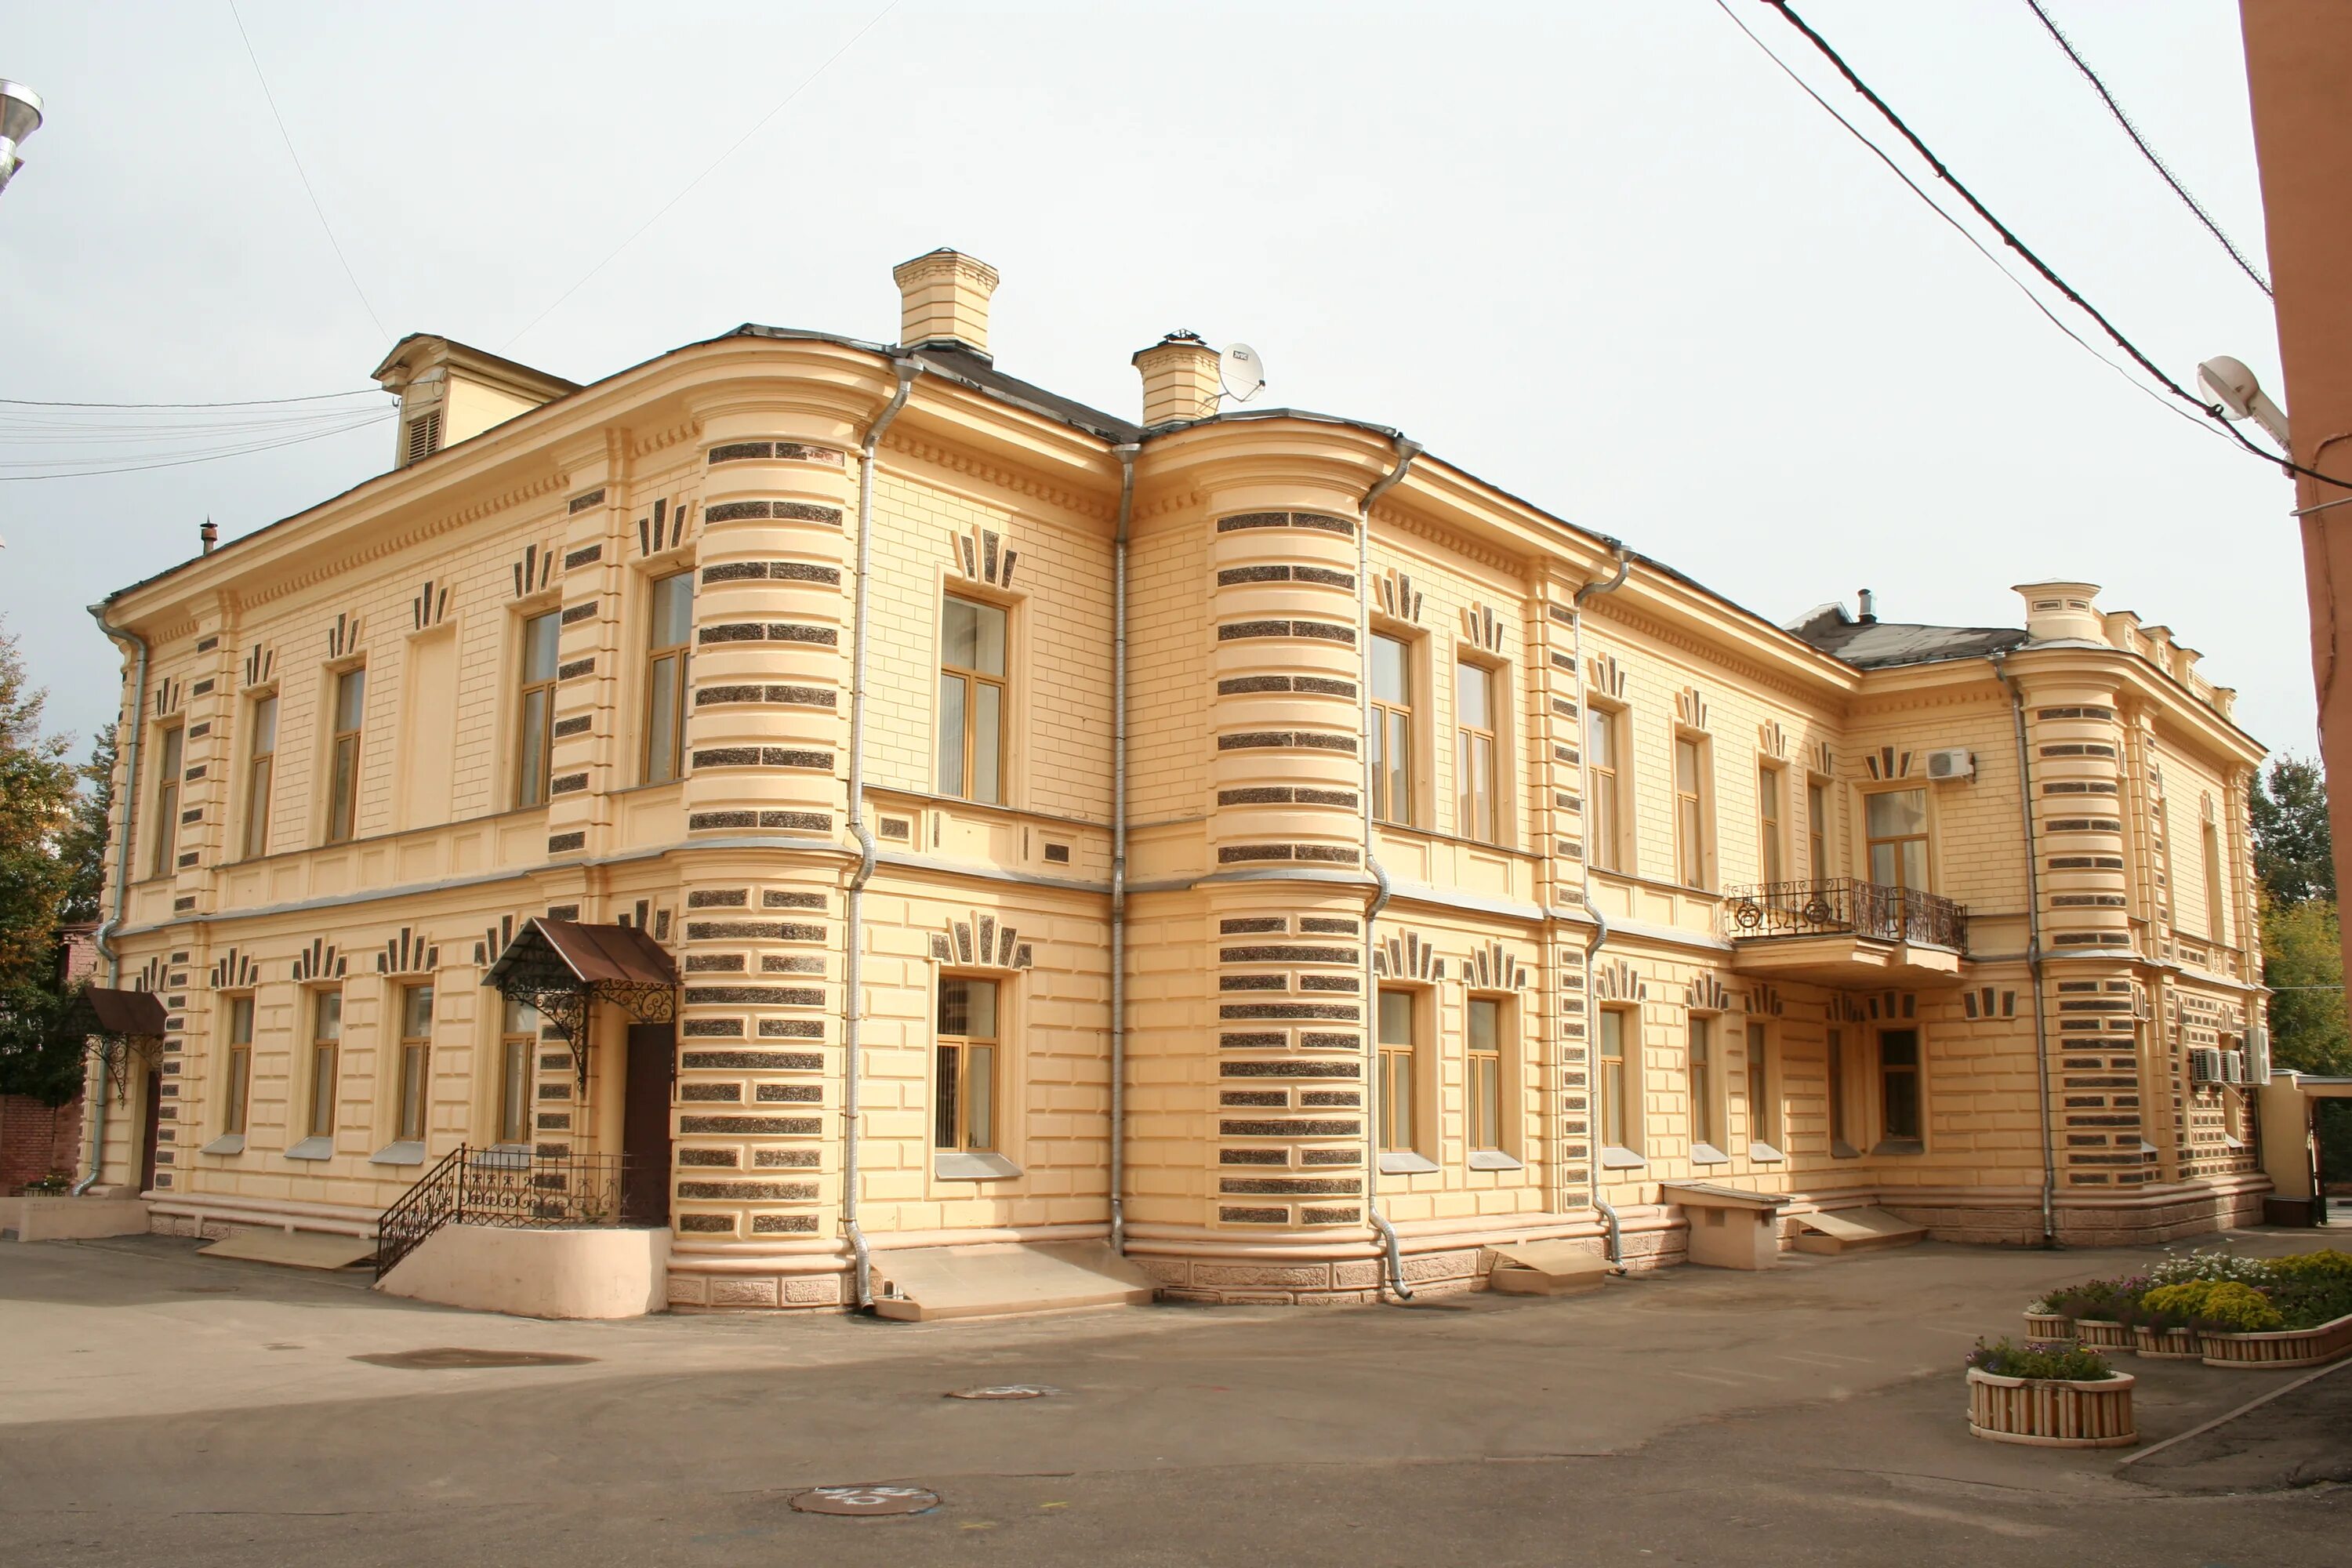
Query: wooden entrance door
[
  {"left": 620, "top": 1022, "right": 674, "bottom": 1226},
  {"left": 137, "top": 1065, "right": 162, "bottom": 1193}
]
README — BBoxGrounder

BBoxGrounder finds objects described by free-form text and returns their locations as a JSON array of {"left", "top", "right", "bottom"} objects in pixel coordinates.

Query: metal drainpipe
[
  {"left": 1992, "top": 651, "right": 2059, "bottom": 1248},
  {"left": 1108, "top": 443, "right": 1138, "bottom": 1254},
  {"left": 841, "top": 359, "right": 920, "bottom": 1308},
  {"left": 1357, "top": 434, "right": 1422, "bottom": 1301},
  {"left": 75, "top": 604, "right": 147, "bottom": 1195},
  {"left": 1573, "top": 547, "right": 1631, "bottom": 1261}
]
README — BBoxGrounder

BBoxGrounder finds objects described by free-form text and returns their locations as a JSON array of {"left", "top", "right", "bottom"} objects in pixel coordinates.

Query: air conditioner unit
[
  {"left": 2222, "top": 1049, "right": 2246, "bottom": 1084},
  {"left": 2188, "top": 1047, "right": 2224, "bottom": 1084},
  {"left": 1924, "top": 748, "right": 1975, "bottom": 782}
]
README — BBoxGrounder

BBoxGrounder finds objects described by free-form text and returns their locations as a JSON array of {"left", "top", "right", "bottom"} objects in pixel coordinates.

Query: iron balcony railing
[
  {"left": 1720, "top": 877, "right": 1967, "bottom": 952},
  {"left": 375, "top": 1145, "right": 658, "bottom": 1281}
]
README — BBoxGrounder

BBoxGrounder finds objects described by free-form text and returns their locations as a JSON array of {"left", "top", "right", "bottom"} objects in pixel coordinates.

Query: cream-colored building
[{"left": 81, "top": 249, "right": 2270, "bottom": 1308}]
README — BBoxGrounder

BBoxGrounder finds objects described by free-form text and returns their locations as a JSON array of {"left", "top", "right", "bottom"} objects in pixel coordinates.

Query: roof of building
[{"left": 1784, "top": 602, "right": 2031, "bottom": 670}]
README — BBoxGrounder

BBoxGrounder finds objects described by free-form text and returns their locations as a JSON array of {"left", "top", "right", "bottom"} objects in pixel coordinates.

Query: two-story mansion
[{"left": 81, "top": 249, "right": 2270, "bottom": 1310}]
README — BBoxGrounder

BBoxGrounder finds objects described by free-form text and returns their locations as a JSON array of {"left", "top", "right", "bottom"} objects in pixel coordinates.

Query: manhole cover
[
  {"left": 789, "top": 1485, "right": 941, "bottom": 1517},
  {"left": 946, "top": 1384, "right": 1060, "bottom": 1400},
  {"left": 350, "top": 1347, "right": 597, "bottom": 1370}
]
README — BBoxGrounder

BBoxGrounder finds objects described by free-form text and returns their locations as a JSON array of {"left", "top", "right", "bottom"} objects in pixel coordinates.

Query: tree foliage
[
  {"left": 56, "top": 723, "right": 114, "bottom": 927},
  {"left": 2261, "top": 891, "right": 2350, "bottom": 1076},
  {"left": 2252, "top": 756, "right": 2332, "bottom": 906},
  {"left": 0, "top": 622, "right": 77, "bottom": 990}
]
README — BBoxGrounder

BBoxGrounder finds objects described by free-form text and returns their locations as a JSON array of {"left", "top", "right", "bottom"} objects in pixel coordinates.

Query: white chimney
[{"left": 892, "top": 249, "right": 1000, "bottom": 359}]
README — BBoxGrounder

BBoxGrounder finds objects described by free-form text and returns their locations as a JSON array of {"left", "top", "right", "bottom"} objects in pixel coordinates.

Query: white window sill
[
  {"left": 1468, "top": 1149, "right": 1524, "bottom": 1171},
  {"left": 1599, "top": 1145, "right": 1647, "bottom": 1171},
  {"left": 1690, "top": 1142, "right": 1730, "bottom": 1167},
  {"left": 370, "top": 1140, "right": 426, "bottom": 1167},
  {"left": 199, "top": 1133, "right": 245, "bottom": 1156},
  {"left": 1378, "top": 1151, "right": 1441, "bottom": 1176},
  {"left": 934, "top": 1152, "right": 1022, "bottom": 1181},
  {"left": 1748, "top": 1141, "right": 1786, "bottom": 1164},
  {"left": 284, "top": 1136, "right": 335, "bottom": 1162}
]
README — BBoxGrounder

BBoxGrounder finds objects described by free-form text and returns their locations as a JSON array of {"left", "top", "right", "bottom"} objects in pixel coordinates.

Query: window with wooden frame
[
  {"left": 1878, "top": 1028, "right": 1922, "bottom": 1147},
  {"left": 223, "top": 996, "right": 254, "bottom": 1137},
  {"left": 1468, "top": 995, "right": 1504, "bottom": 1152},
  {"left": 642, "top": 571, "right": 694, "bottom": 785},
  {"left": 241, "top": 693, "right": 277, "bottom": 859},
  {"left": 1689, "top": 1014, "right": 1717, "bottom": 1150},
  {"left": 1673, "top": 734, "right": 1710, "bottom": 889},
  {"left": 938, "top": 594, "right": 1008, "bottom": 804},
  {"left": 497, "top": 995, "right": 537, "bottom": 1146},
  {"left": 1370, "top": 633, "right": 1414, "bottom": 826},
  {"left": 1376, "top": 988, "right": 1417, "bottom": 1152},
  {"left": 1758, "top": 764, "right": 1786, "bottom": 884},
  {"left": 1827, "top": 1025, "right": 1853, "bottom": 1154},
  {"left": 2201, "top": 817, "right": 2227, "bottom": 943},
  {"left": 1806, "top": 778, "right": 1831, "bottom": 878},
  {"left": 1455, "top": 659, "right": 1501, "bottom": 844},
  {"left": 1745, "top": 1019, "right": 1780, "bottom": 1151},
  {"left": 514, "top": 609, "right": 561, "bottom": 807},
  {"left": 149, "top": 723, "right": 184, "bottom": 877},
  {"left": 307, "top": 990, "right": 343, "bottom": 1138},
  {"left": 1585, "top": 704, "right": 1624, "bottom": 872},
  {"left": 395, "top": 984, "right": 434, "bottom": 1143},
  {"left": 1864, "top": 788, "right": 1929, "bottom": 892},
  {"left": 935, "top": 976, "right": 1000, "bottom": 1152},
  {"left": 325, "top": 667, "right": 366, "bottom": 844}
]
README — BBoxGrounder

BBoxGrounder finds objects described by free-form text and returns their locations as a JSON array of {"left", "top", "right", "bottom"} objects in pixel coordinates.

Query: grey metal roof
[
  {"left": 728, "top": 327, "right": 1143, "bottom": 442},
  {"left": 1789, "top": 604, "right": 2030, "bottom": 670}
]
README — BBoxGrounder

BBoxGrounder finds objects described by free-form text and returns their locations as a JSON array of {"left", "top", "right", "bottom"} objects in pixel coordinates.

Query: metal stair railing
[{"left": 374, "top": 1145, "right": 466, "bottom": 1281}]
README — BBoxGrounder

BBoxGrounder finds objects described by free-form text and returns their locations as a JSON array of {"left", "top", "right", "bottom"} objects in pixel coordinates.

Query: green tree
[
  {"left": 0, "top": 620, "right": 77, "bottom": 989},
  {"left": 2260, "top": 891, "right": 2351, "bottom": 1077},
  {"left": 2250, "top": 756, "right": 2333, "bottom": 906},
  {"left": 56, "top": 723, "right": 115, "bottom": 925},
  {"left": 0, "top": 978, "right": 92, "bottom": 1107}
]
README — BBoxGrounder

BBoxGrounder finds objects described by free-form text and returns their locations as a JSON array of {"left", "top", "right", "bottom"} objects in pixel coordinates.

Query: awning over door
[
  {"left": 67, "top": 986, "right": 169, "bottom": 1104},
  {"left": 481, "top": 920, "right": 679, "bottom": 1091}
]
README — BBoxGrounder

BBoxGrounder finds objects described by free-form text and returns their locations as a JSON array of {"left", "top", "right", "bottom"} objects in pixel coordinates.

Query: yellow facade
[{"left": 84, "top": 251, "right": 2269, "bottom": 1308}]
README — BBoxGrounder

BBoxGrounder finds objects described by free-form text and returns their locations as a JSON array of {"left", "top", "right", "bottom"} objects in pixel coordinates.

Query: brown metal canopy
[
  {"left": 481, "top": 920, "right": 679, "bottom": 1091},
  {"left": 82, "top": 987, "right": 169, "bottom": 1037}
]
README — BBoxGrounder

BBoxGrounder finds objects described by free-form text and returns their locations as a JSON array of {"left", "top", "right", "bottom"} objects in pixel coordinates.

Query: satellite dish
[{"left": 1220, "top": 343, "right": 1265, "bottom": 403}]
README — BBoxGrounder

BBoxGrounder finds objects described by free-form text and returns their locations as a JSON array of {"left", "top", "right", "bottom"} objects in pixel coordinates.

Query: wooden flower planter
[
  {"left": 2199, "top": 1311, "right": 2352, "bottom": 1370},
  {"left": 2131, "top": 1325, "right": 2200, "bottom": 1359},
  {"left": 2023, "top": 1311, "right": 2076, "bottom": 1342},
  {"left": 2073, "top": 1318, "right": 2133, "bottom": 1352},
  {"left": 1966, "top": 1367, "right": 2137, "bottom": 1449}
]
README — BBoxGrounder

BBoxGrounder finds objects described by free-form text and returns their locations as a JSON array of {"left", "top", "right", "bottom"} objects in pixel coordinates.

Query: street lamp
[{"left": 0, "top": 80, "right": 44, "bottom": 196}]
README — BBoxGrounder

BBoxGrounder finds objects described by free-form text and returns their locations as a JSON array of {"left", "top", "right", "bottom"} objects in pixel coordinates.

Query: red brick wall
[{"left": 1, "top": 1094, "right": 82, "bottom": 1192}]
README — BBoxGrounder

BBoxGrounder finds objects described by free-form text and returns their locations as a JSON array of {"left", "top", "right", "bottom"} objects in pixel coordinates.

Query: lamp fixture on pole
[{"left": 0, "top": 80, "right": 44, "bottom": 196}]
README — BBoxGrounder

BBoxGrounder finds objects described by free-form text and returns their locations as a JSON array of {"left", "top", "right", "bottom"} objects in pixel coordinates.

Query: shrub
[
  {"left": 2269, "top": 1249, "right": 2352, "bottom": 1283},
  {"left": 2270, "top": 1276, "right": 2352, "bottom": 1331},
  {"left": 1968, "top": 1338, "right": 2116, "bottom": 1381},
  {"left": 2145, "top": 1247, "right": 2278, "bottom": 1289},
  {"left": 2187, "top": 1281, "right": 2286, "bottom": 1334},
  {"left": 2038, "top": 1275, "right": 2145, "bottom": 1319}
]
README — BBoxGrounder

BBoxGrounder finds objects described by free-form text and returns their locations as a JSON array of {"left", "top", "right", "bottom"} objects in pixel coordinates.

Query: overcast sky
[{"left": 0, "top": 2, "right": 2308, "bottom": 768}]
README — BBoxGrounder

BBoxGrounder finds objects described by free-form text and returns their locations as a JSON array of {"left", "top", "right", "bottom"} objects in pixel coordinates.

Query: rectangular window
[
  {"left": 1807, "top": 779, "right": 1830, "bottom": 878},
  {"left": 1759, "top": 764, "right": 1784, "bottom": 884},
  {"left": 938, "top": 595, "right": 1007, "bottom": 804},
  {"left": 307, "top": 990, "right": 343, "bottom": 1138},
  {"left": 515, "top": 609, "right": 561, "bottom": 807},
  {"left": 1598, "top": 1007, "right": 1635, "bottom": 1152},
  {"left": 325, "top": 668, "right": 365, "bottom": 844},
  {"left": 149, "top": 724, "right": 184, "bottom": 877},
  {"left": 1674, "top": 735, "right": 1708, "bottom": 889},
  {"left": 1879, "top": 1028, "right": 1922, "bottom": 1144},
  {"left": 643, "top": 572, "right": 694, "bottom": 784},
  {"left": 1827, "top": 1026, "right": 1850, "bottom": 1151},
  {"left": 397, "top": 984, "right": 434, "bottom": 1143},
  {"left": 1376, "top": 988, "right": 1416, "bottom": 1151},
  {"left": 1468, "top": 996, "right": 1504, "bottom": 1151},
  {"left": 1864, "top": 788, "right": 1929, "bottom": 891},
  {"left": 1746, "top": 1020, "right": 1778, "bottom": 1149},
  {"left": 498, "top": 995, "right": 537, "bottom": 1145},
  {"left": 1455, "top": 660, "right": 1499, "bottom": 844},
  {"left": 935, "top": 976, "right": 1000, "bottom": 1152},
  {"left": 2201, "top": 820, "right": 2227, "bottom": 942},
  {"left": 223, "top": 996, "right": 254, "bottom": 1136},
  {"left": 1370, "top": 633, "right": 1414, "bottom": 826},
  {"left": 241, "top": 694, "right": 277, "bottom": 859},
  {"left": 1690, "top": 1014, "right": 1715, "bottom": 1148},
  {"left": 1586, "top": 706, "right": 1622, "bottom": 871}
]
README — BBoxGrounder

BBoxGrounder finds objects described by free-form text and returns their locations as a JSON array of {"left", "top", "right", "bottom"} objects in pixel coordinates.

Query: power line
[
  {"left": 2023, "top": 0, "right": 2272, "bottom": 298},
  {"left": 227, "top": 0, "right": 389, "bottom": 347},
  {"left": 0, "top": 411, "right": 390, "bottom": 482},
  {"left": 0, "top": 390, "right": 382, "bottom": 408},
  {"left": 502, "top": 0, "right": 902, "bottom": 351},
  {"left": 1761, "top": 1, "right": 2352, "bottom": 492}
]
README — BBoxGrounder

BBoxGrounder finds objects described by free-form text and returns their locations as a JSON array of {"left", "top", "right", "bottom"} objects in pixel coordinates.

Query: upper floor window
[
  {"left": 498, "top": 995, "right": 537, "bottom": 1146},
  {"left": 325, "top": 668, "right": 365, "bottom": 844},
  {"left": 241, "top": 694, "right": 277, "bottom": 859},
  {"left": 1586, "top": 705, "right": 1624, "bottom": 872},
  {"left": 2201, "top": 818, "right": 2227, "bottom": 943},
  {"left": 149, "top": 724, "right": 184, "bottom": 877},
  {"left": 935, "top": 976, "right": 1000, "bottom": 1152},
  {"left": 1806, "top": 779, "right": 1830, "bottom": 877},
  {"left": 643, "top": 572, "right": 694, "bottom": 785},
  {"left": 397, "top": 984, "right": 434, "bottom": 1143},
  {"left": 1673, "top": 735, "right": 1709, "bottom": 889},
  {"left": 223, "top": 996, "right": 254, "bottom": 1137},
  {"left": 515, "top": 610, "right": 561, "bottom": 808},
  {"left": 1758, "top": 764, "right": 1785, "bottom": 884},
  {"left": 1468, "top": 995, "right": 1504, "bottom": 1152},
  {"left": 1376, "top": 988, "right": 1417, "bottom": 1151},
  {"left": 1455, "top": 659, "right": 1500, "bottom": 844},
  {"left": 1864, "top": 788, "right": 1929, "bottom": 891},
  {"left": 938, "top": 595, "right": 1007, "bottom": 804},
  {"left": 1370, "top": 633, "right": 1414, "bottom": 826}
]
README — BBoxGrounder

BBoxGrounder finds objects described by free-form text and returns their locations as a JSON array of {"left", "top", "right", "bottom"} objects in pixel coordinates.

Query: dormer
[{"left": 370, "top": 335, "right": 579, "bottom": 471}]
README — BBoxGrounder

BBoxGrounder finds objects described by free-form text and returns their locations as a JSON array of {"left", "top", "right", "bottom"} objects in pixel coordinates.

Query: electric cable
[
  {"left": 0, "top": 390, "right": 382, "bottom": 408},
  {"left": 2023, "top": 0, "right": 2272, "bottom": 297},
  {"left": 1760, "top": 0, "right": 2352, "bottom": 491},
  {"left": 0, "top": 410, "right": 390, "bottom": 481}
]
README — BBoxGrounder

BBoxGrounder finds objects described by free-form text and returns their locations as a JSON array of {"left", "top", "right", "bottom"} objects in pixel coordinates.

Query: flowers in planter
[
  {"left": 2142, "top": 1279, "right": 2285, "bottom": 1334},
  {"left": 2144, "top": 1245, "right": 2280, "bottom": 1289},
  {"left": 2030, "top": 1275, "right": 2144, "bottom": 1320},
  {"left": 1967, "top": 1338, "right": 2118, "bottom": 1381}
]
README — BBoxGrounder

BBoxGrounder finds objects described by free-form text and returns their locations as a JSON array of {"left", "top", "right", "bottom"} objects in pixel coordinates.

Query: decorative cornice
[
  {"left": 1371, "top": 502, "right": 1525, "bottom": 577},
  {"left": 882, "top": 430, "right": 1115, "bottom": 522}
]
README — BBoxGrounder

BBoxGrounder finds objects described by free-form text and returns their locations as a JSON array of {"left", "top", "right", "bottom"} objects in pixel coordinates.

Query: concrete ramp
[
  {"left": 1486, "top": 1240, "right": 1617, "bottom": 1297},
  {"left": 199, "top": 1230, "right": 379, "bottom": 1271},
  {"left": 870, "top": 1241, "right": 1154, "bottom": 1322},
  {"left": 1791, "top": 1207, "right": 1926, "bottom": 1256}
]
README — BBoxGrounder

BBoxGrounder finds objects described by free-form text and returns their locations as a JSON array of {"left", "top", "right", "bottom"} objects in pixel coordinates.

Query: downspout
[
  {"left": 1357, "top": 434, "right": 1422, "bottom": 1301},
  {"left": 1573, "top": 548, "right": 1631, "bottom": 1261},
  {"left": 1108, "top": 443, "right": 1139, "bottom": 1254},
  {"left": 1992, "top": 651, "right": 2059, "bottom": 1247},
  {"left": 77, "top": 603, "right": 147, "bottom": 1195},
  {"left": 841, "top": 358, "right": 919, "bottom": 1307}
]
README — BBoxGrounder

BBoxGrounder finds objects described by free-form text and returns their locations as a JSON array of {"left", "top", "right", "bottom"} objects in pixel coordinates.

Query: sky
[{"left": 0, "top": 1, "right": 2311, "bottom": 768}]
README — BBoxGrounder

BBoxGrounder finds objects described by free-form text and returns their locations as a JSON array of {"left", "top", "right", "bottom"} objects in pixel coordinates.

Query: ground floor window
[
  {"left": 499, "top": 995, "right": 537, "bottom": 1145},
  {"left": 1746, "top": 1020, "right": 1779, "bottom": 1150},
  {"left": 1827, "top": 1026, "right": 1851, "bottom": 1154},
  {"left": 935, "top": 977, "right": 1000, "bottom": 1152},
  {"left": 397, "top": 984, "right": 434, "bottom": 1142},
  {"left": 307, "top": 990, "right": 343, "bottom": 1137},
  {"left": 1468, "top": 996, "right": 1504, "bottom": 1151},
  {"left": 1598, "top": 1007, "right": 1636, "bottom": 1155},
  {"left": 1689, "top": 1014, "right": 1716, "bottom": 1150},
  {"left": 1878, "top": 1028, "right": 1922, "bottom": 1147},
  {"left": 1377, "top": 989, "right": 1417, "bottom": 1152},
  {"left": 223, "top": 996, "right": 254, "bottom": 1136}
]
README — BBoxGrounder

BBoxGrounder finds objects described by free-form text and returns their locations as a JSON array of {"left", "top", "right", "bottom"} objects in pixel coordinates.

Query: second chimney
[
  {"left": 1133, "top": 331, "right": 1220, "bottom": 426},
  {"left": 892, "top": 248, "right": 999, "bottom": 359}
]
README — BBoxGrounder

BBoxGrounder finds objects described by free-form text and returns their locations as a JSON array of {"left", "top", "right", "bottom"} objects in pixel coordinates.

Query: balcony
[{"left": 1719, "top": 879, "right": 1968, "bottom": 988}]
